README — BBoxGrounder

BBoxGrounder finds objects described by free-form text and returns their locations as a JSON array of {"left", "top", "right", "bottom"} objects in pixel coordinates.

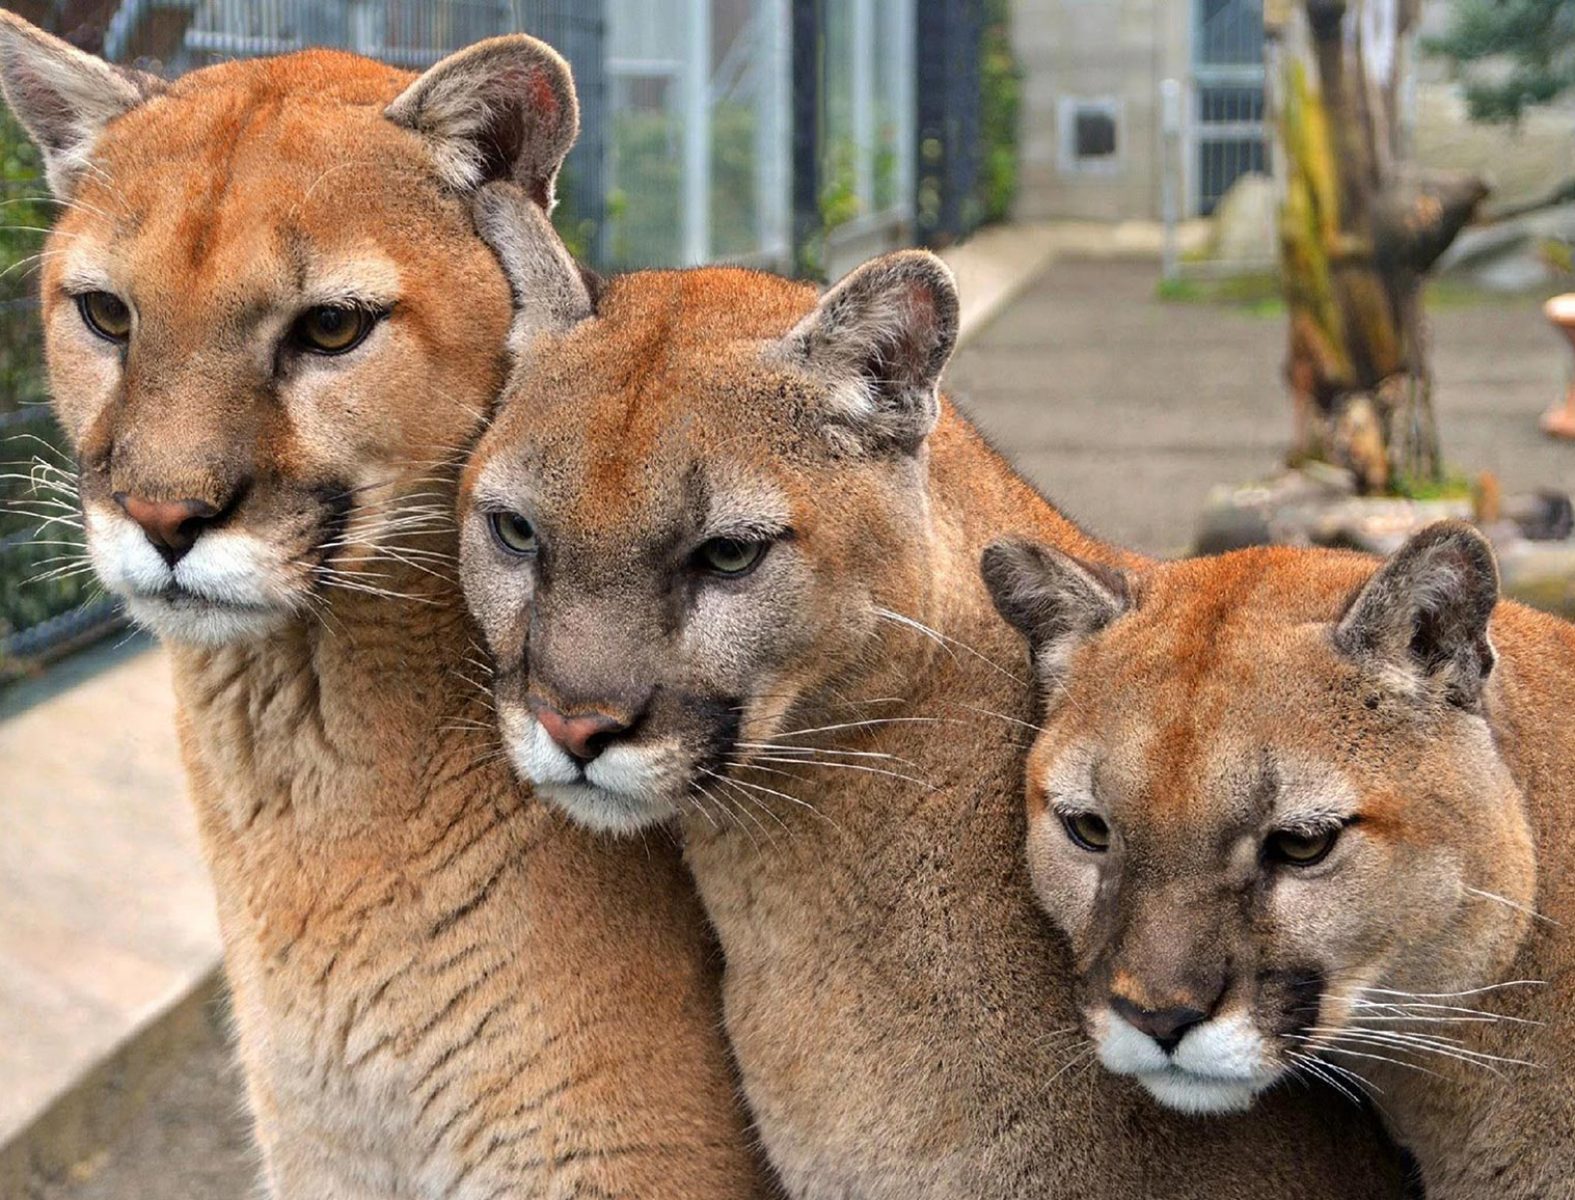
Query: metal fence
[
  {"left": 0, "top": 0, "right": 990, "bottom": 674},
  {"left": 1192, "top": 0, "right": 1268, "bottom": 216}
]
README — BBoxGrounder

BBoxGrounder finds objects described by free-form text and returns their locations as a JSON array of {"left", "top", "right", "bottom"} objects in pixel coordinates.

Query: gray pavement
[
  {"left": 22, "top": 994, "right": 255, "bottom": 1200},
  {"left": 12, "top": 249, "right": 1572, "bottom": 1200},
  {"left": 947, "top": 257, "right": 1571, "bottom": 555}
]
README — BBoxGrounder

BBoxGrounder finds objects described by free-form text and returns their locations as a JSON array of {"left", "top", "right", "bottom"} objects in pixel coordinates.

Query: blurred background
[{"left": 1, "top": 1, "right": 1571, "bottom": 1196}]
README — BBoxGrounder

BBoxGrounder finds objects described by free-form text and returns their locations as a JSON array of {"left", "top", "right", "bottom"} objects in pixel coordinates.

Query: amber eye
[
  {"left": 1061, "top": 811, "right": 1112, "bottom": 853},
  {"left": 694, "top": 537, "right": 766, "bottom": 577},
  {"left": 489, "top": 511, "right": 539, "bottom": 556},
  {"left": 1266, "top": 827, "right": 1340, "bottom": 868},
  {"left": 293, "top": 305, "right": 377, "bottom": 354},
  {"left": 78, "top": 291, "right": 131, "bottom": 342}
]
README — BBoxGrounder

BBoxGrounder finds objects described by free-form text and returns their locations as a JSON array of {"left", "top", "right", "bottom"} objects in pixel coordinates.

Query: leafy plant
[
  {"left": 977, "top": 0, "right": 1021, "bottom": 224},
  {"left": 1425, "top": 0, "right": 1575, "bottom": 122},
  {"left": 0, "top": 106, "right": 103, "bottom": 653}
]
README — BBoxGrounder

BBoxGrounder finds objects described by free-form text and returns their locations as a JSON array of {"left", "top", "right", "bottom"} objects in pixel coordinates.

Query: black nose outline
[{"left": 1110, "top": 996, "right": 1211, "bottom": 1055}]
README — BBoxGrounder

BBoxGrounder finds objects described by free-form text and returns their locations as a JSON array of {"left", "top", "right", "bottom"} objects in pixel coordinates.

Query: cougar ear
[
  {"left": 0, "top": 11, "right": 165, "bottom": 197},
  {"left": 982, "top": 537, "right": 1130, "bottom": 699},
  {"left": 472, "top": 182, "right": 592, "bottom": 353},
  {"left": 386, "top": 34, "right": 577, "bottom": 208},
  {"left": 1334, "top": 521, "right": 1500, "bottom": 709},
  {"left": 781, "top": 250, "right": 959, "bottom": 455}
]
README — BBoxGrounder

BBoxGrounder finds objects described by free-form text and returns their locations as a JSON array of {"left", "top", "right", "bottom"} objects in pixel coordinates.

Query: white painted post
[
  {"left": 851, "top": 0, "right": 876, "bottom": 218},
  {"left": 755, "top": 0, "right": 792, "bottom": 264},
  {"left": 682, "top": 0, "right": 713, "bottom": 265},
  {"left": 1161, "top": 77, "right": 1182, "bottom": 282}
]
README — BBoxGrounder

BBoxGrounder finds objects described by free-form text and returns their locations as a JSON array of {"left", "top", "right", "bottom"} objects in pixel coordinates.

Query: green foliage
[
  {"left": 977, "top": 0, "right": 1021, "bottom": 224},
  {"left": 1388, "top": 468, "right": 1474, "bottom": 502},
  {"left": 603, "top": 102, "right": 760, "bottom": 270},
  {"left": 0, "top": 108, "right": 102, "bottom": 650},
  {"left": 1155, "top": 271, "right": 1285, "bottom": 316},
  {"left": 1425, "top": 0, "right": 1575, "bottom": 122},
  {"left": 2, "top": 106, "right": 49, "bottom": 416}
]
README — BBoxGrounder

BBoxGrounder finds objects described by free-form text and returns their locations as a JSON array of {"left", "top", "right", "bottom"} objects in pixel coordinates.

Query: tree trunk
[{"left": 1267, "top": 0, "right": 1487, "bottom": 493}]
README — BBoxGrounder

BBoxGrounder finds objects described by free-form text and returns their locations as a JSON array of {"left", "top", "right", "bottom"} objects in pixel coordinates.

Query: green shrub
[
  {"left": 978, "top": 0, "right": 1021, "bottom": 225},
  {"left": 0, "top": 108, "right": 101, "bottom": 648}
]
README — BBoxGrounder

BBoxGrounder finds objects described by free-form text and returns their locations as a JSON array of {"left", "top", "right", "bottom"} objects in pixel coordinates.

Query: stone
[
  {"left": 1499, "top": 543, "right": 1575, "bottom": 620},
  {"left": 1205, "top": 173, "right": 1278, "bottom": 267},
  {"left": 1438, "top": 201, "right": 1575, "bottom": 293}
]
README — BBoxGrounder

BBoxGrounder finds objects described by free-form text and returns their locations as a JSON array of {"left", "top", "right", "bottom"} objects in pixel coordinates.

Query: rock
[
  {"left": 1504, "top": 489, "right": 1575, "bottom": 542},
  {"left": 1206, "top": 173, "right": 1278, "bottom": 267},
  {"left": 1193, "top": 468, "right": 1575, "bottom": 620},
  {"left": 1499, "top": 543, "right": 1575, "bottom": 620},
  {"left": 1438, "top": 201, "right": 1575, "bottom": 293}
]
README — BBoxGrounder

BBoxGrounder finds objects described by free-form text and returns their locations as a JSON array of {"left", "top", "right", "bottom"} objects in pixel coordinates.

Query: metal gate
[{"left": 1192, "top": 0, "right": 1266, "bottom": 216}]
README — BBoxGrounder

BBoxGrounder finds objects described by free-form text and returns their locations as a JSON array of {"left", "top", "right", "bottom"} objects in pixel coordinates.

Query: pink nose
[
  {"left": 528, "top": 697, "right": 631, "bottom": 762},
  {"left": 113, "top": 492, "right": 218, "bottom": 564}
]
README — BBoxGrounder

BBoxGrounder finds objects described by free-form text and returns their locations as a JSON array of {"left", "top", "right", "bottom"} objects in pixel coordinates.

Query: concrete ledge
[
  {"left": 1, "top": 636, "right": 220, "bottom": 1195},
  {"left": 0, "top": 970, "right": 227, "bottom": 1199},
  {"left": 943, "top": 224, "right": 1060, "bottom": 346}
]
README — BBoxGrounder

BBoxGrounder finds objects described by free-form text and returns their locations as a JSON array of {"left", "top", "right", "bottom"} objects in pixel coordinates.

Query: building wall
[{"left": 1011, "top": 0, "right": 1191, "bottom": 222}]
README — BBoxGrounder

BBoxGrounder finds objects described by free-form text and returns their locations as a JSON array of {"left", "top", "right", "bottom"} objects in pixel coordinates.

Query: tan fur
[
  {"left": 457, "top": 243, "right": 1405, "bottom": 1197},
  {"left": 995, "top": 538, "right": 1575, "bottom": 1198},
  {"left": 4, "top": 15, "right": 770, "bottom": 1196}
]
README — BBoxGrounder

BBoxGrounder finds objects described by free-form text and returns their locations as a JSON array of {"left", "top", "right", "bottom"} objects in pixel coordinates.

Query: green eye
[
  {"left": 78, "top": 291, "right": 131, "bottom": 341},
  {"left": 695, "top": 537, "right": 766, "bottom": 577},
  {"left": 293, "top": 305, "right": 377, "bottom": 354},
  {"left": 1062, "top": 811, "right": 1111, "bottom": 852},
  {"left": 1266, "top": 827, "right": 1340, "bottom": 867},
  {"left": 489, "top": 511, "right": 539, "bottom": 556}
]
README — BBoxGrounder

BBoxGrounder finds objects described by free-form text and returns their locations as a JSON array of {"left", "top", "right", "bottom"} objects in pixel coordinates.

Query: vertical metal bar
[
  {"left": 790, "top": 0, "right": 823, "bottom": 276},
  {"left": 912, "top": 0, "right": 942, "bottom": 243},
  {"left": 573, "top": 0, "right": 610, "bottom": 267},
  {"left": 1161, "top": 77, "right": 1181, "bottom": 281},
  {"left": 681, "top": 0, "right": 712, "bottom": 265}
]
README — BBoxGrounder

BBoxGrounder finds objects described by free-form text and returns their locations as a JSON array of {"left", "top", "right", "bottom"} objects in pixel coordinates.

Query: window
[{"left": 1058, "top": 97, "right": 1122, "bottom": 174}]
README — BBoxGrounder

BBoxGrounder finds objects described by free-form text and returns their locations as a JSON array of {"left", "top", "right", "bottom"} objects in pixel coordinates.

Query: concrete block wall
[{"left": 1011, "top": 0, "right": 1190, "bottom": 222}]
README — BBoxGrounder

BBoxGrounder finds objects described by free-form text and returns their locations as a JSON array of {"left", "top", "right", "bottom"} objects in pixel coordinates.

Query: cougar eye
[
  {"left": 78, "top": 291, "right": 131, "bottom": 342},
  {"left": 1266, "top": 827, "right": 1340, "bottom": 867},
  {"left": 489, "top": 511, "right": 539, "bottom": 556},
  {"left": 293, "top": 305, "right": 377, "bottom": 355},
  {"left": 1061, "top": 811, "right": 1111, "bottom": 853},
  {"left": 694, "top": 537, "right": 766, "bottom": 577}
]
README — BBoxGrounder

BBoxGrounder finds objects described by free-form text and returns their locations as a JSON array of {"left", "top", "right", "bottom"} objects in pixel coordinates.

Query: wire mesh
[{"left": 1193, "top": 0, "right": 1268, "bottom": 216}]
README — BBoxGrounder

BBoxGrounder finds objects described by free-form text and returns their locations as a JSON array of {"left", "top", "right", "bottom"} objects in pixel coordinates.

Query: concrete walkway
[
  {"left": 3, "top": 233, "right": 1569, "bottom": 1199},
  {"left": 947, "top": 258, "right": 1570, "bottom": 555}
]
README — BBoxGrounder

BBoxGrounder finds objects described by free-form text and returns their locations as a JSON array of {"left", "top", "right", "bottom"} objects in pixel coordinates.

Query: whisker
[
  {"left": 873, "top": 606, "right": 1027, "bottom": 685},
  {"left": 742, "top": 755, "right": 932, "bottom": 789},
  {"left": 1462, "top": 886, "right": 1560, "bottom": 927}
]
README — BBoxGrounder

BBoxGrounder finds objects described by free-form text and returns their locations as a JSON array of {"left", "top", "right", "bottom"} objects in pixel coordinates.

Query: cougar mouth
[
  {"left": 1135, "top": 1066, "right": 1271, "bottom": 1115},
  {"left": 1094, "top": 1006, "right": 1282, "bottom": 1116}
]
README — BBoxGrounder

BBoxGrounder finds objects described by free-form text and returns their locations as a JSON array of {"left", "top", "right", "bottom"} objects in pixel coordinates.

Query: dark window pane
[{"left": 1075, "top": 110, "right": 1117, "bottom": 159}]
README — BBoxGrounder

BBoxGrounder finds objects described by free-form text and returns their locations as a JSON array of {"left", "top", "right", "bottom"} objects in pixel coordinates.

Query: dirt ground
[{"left": 28, "top": 254, "right": 1572, "bottom": 1199}]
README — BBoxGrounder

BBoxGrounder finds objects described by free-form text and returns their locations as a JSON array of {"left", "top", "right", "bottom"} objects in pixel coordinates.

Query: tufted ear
[
  {"left": 0, "top": 11, "right": 166, "bottom": 197},
  {"left": 386, "top": 34, "right": 577, "bottom": 208},
  {"left": 1335, "top": 521, "right": 1500, "bottom": 709},
  {"left": 780, "top": 250, "right": 959, "bottom": 455},
  {"left": 472, "top": 181, "right": 592, "bottom": 354},
  {"left": 982, "top": 537, "right": 1130, "bottom": 699}
]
